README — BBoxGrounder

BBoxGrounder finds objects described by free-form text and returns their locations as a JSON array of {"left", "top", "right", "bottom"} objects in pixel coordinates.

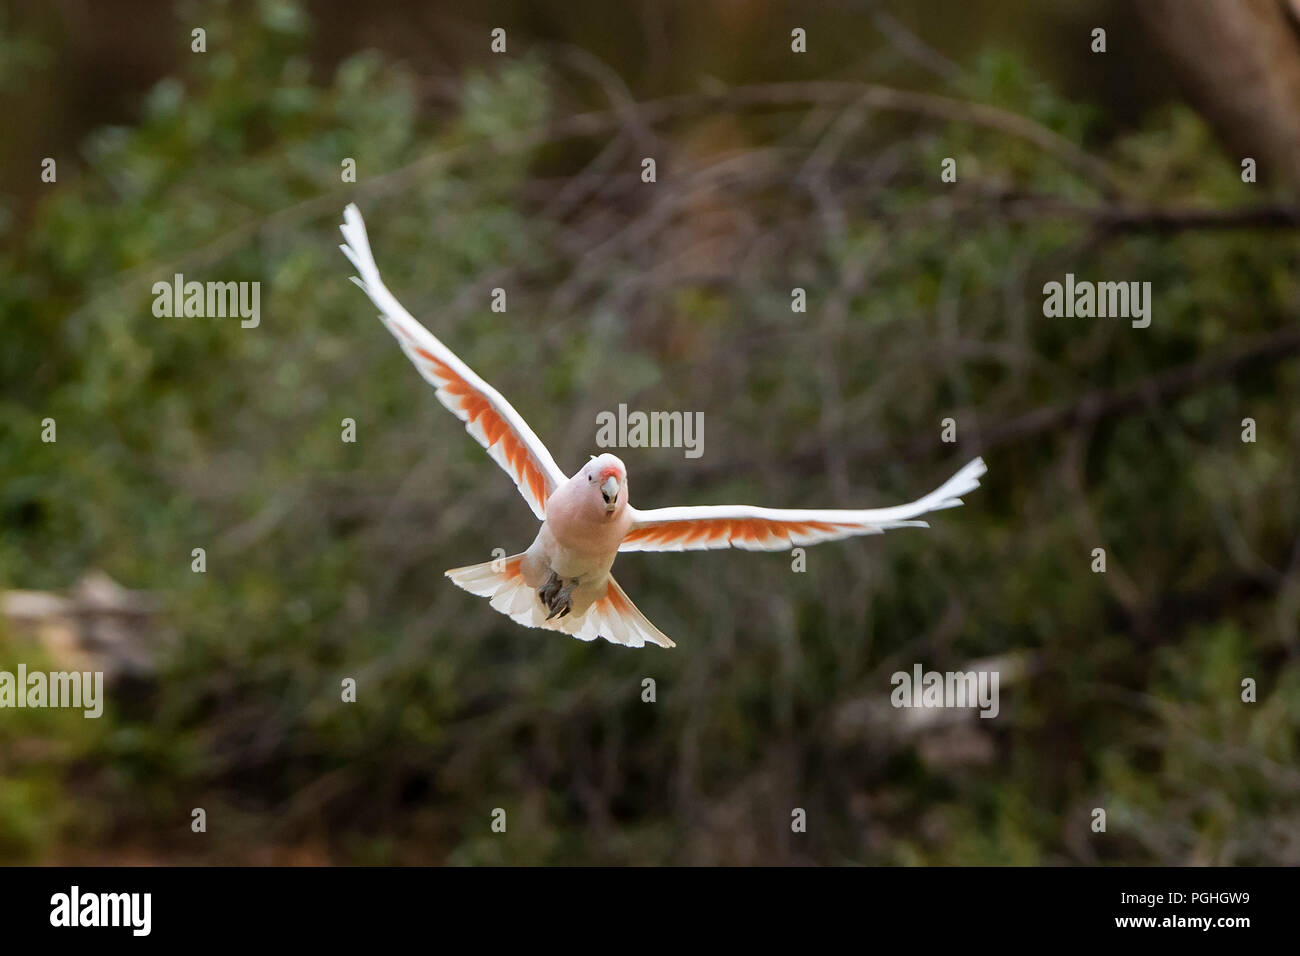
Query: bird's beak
[{"left": 601, "top": 476, "right": 619, "bottom": 512}]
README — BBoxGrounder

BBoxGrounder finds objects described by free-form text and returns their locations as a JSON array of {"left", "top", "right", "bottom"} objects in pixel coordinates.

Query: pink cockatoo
[{"left": 339, "top": 204, "right": 987, "bottom": 649}]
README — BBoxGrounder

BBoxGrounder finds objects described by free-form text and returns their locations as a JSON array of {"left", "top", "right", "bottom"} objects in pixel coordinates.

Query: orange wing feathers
[
  {"left": 621, "top": 458, "right": 987, "bottom": 553},
  {"left": 340, "top": 204, "right": 567, "bottom": 519}
]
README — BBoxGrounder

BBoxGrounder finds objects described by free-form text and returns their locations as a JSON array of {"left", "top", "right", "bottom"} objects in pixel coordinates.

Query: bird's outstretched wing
[
  {"left": 339, "top": 204, "right": 568, "bottom": 520},
  {"left": 620, "top": 457, "right": 986, "bottom": 552}
]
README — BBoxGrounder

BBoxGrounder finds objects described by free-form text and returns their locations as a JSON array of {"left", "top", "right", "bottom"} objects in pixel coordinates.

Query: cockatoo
[{"left": 339, "top": 204, "right": 986, "bottom": 649}]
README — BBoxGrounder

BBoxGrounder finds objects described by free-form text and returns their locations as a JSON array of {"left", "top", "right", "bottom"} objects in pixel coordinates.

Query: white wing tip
[
  {"left": 931, "top": 456, "right": 988, "bottom": 510},
  {"left": 339, "top": 204, "right": 379, "bottom": 285}
]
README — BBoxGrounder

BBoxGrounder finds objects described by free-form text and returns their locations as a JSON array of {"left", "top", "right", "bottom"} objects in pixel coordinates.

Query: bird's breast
[{"left": 545, "top": 500, "right": 630, "bottom": 561}]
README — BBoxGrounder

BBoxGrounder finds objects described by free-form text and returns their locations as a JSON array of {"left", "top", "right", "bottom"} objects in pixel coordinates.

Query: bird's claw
[
  {"left": 537, "top": 571, "right": 561, "bottom": 608},
  {"left": 545, "top": 583, "right": 574, "bottom": 619},
  {"left": 538, "top": 572, "right": 574, "bottom": 620}
]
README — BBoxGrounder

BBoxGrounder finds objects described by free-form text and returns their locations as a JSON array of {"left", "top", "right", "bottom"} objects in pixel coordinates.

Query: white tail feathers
[
  {"left": 445, "top": 554, "right": 675, "bottom": 649},
  {"left": 443, "top": 554, "right": 521, "bottom": 599}
]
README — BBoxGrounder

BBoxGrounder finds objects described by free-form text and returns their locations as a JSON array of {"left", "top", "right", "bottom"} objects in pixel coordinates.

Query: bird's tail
[{"left": 445, "top": 554, "right": 675, "bottom": 649}]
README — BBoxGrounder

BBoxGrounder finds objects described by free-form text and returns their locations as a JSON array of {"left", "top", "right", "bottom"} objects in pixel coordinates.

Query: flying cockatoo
[{"left": 339, "top": 204, "right": 986, "bottom": 649}]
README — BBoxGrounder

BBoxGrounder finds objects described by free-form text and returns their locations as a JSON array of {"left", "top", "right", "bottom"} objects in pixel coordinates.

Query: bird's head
[{"left": 582, "top": 453, "right": 628, "bottom": 517}]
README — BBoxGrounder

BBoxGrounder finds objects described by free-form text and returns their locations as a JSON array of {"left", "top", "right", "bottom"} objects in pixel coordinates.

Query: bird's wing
[
  {"left": 339, "top": 204, "right": 568, "bottom": 520},
  {"left": 620, "top": 457, "right": 986, "bottom": 552}
]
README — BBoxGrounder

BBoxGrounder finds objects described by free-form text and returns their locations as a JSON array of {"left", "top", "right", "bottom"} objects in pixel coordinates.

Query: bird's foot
[
  {"left": 545, "top": 584, "right": 573, "bottom": 619},
  {"left": 537, "top": 572, "right": 575, "bottom": 619},
  {"left": 537, "top": 571, "right": 561, "bottom": 608}
]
